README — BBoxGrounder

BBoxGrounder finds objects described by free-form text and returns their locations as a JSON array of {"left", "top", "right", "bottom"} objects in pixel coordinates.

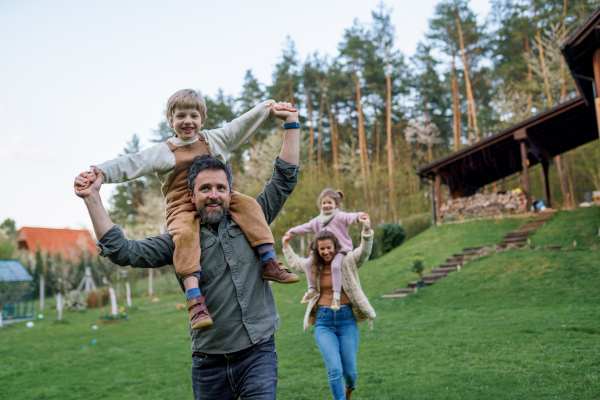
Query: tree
[
  {"left": 109, "top": 134, "right": 149, "bottom": 225},
  {"left": 238, "top": 69, "right": 265, "bottom": 114},
  {"left": 269, "top": 36, "right": 300, "bottom": 107},
  {"left": 339, "top": 19, "right": 377, "bottom": 207},
  {"left": 0, "top": 218, "right": 16, "bottom": 238}
]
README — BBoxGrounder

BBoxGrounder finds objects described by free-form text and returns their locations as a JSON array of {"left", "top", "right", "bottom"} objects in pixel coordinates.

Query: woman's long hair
[{"left": 308, "top": 231, "right": 341, "bottom": 286}]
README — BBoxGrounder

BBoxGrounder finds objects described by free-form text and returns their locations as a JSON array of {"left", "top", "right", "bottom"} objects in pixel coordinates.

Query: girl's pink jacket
[{"left": 288, "top": 211, "right": 365, "bottom": 253}]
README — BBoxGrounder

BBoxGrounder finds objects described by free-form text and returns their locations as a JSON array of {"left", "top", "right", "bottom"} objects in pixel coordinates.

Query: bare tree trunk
[
  {"left": 39, "top": 274, "right": 45, "bottom": 311},
  {"left": 109, "top": 285, "right": 118, "bottom": 315},
  {"left": 452, "top": 58, "right": 461, "bottom": 151},
  {"left": 0, "top": 312, "right": 3, "bottom": 328},
  {"left": 148, "top": 269, "right": 153, "bottom": 296},
  {"left": 457, "top": 14, "right": 479, "bottom": 141},
  {"left": 288, "top": 80, "right": 295, "bottom": 108},
  {"left": 56, "top": 293, "right": 63, "bottom": 321},
  {"left": 374, "top": 113, "right": 380, "bottom": 166},
  {"left": 524, "top": 23, "right": 533, "bottom": 113},
  {"left": 565, "top": 152, "right": 576, "bottom": 203},
  {"left": 126, "top": 280, "right": 132, "bottom": 307},
  {"left": 556, "top": 0, "right": 571, "bottom": 207},
  {"left": 321, "top": 80, "right": 340, "bottom": 185},
  {"left": 385, "top": 48, "right": 397, "bottom": 221},
  {"left": 317, "top": 91, "right": 325, "bottom": 174},
  {"left": 306, "top": 87, "right": 315, "bottom": 174},
  {"left": 423, "top": 78, "right": 433, "bottom": 163},
  {"left": 355, "top": 73, "right": 370, "bottom": 204},
  {"left": 533, "top": 0, "right": 553, "bottom": 108}
]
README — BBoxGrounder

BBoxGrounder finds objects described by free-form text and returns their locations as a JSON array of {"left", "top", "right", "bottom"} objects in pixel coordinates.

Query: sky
[{"left": 0, "top": 0, "right": 492, "bottom": 235}]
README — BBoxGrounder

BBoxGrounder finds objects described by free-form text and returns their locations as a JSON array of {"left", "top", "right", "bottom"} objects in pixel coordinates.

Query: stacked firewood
[{"left": 440, "top": 191, "right": 526, "bottom": 222}]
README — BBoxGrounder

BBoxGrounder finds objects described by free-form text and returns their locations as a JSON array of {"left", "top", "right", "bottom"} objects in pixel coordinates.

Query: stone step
[
  {"left": 502, "top": 237, "right": 528, "bottom": 243},
  {"left": 395, "top": 288, "right": 417, "bottom": 295},
  {"left": 505, "top": 229, "right": 533, "bottom": 237},
  {"left": 439, "top": 262, "right": 461, "bottom": 268},
  {"left": 422, "top": 273, "right": 447, "bottom": 282},
  {"left": 431, "top": 267, "right": 458, "bottom": 274},
  {"left": 381, "top": 293, "right": 409, "bottom": 298}
]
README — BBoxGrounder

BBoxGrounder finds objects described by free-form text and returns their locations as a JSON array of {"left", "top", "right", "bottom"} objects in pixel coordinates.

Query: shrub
[
  {"left": 401, "top": 213, "right": 433, "bottom": 239},
  {"left": 377, "top": 223, "right": 406, "bottom": 255},
  {"left": 411, "top": 256, "right": 425, "bottom": 279},
  {"left": 65, "top": 290, "right": 86, "bottom": 311},
  {"left": 100, "top": 289, "right": 110, "bottom": 306},
  {"left": 87, "top": 291, "right": 99, "bottom": 308}
]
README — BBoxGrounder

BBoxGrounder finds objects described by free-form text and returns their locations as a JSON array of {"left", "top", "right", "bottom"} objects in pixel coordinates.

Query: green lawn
[
  {"left": 530, "top": 205, "right": 600, "bottom": 250},
  {"left": 2, "top": 209, "right": 599, "bottom": 399}
]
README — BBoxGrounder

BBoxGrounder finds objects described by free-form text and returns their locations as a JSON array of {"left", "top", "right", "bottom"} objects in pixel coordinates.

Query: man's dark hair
[{"left": 188, "top": 155, "right": 233, "bottom": 192}]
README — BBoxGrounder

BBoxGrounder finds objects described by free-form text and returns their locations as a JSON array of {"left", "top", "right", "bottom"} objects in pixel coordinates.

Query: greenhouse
[{"left": 0, "top": 260, "right": 35, "bottom": 321}]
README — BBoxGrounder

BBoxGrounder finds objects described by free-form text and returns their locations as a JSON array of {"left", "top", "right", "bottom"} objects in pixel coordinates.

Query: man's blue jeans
[
  {"left": 191, "top": 336, "right": 278, "bottom": 400},
  {"left": 314, "top": 305, "right": 359, "bottom": 400}
]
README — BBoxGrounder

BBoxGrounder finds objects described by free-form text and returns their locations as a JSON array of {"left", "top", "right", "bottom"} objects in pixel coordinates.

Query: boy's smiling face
[{"left": 171, "top": 107, "right": 203, "bottom": 141}]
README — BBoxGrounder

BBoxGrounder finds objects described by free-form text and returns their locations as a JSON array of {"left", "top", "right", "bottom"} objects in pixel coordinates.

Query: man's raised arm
[
  {"left": 254, "top": 104, "right": 300, "bottom": 224},
  {"left": 74, "top": 168, "right": 173, "bottom": 269}
]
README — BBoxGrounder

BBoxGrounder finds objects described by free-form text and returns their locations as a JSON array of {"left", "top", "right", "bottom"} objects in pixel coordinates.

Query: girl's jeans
[{"left": 314, "top": 305, "right": 359, "bottom": 400}]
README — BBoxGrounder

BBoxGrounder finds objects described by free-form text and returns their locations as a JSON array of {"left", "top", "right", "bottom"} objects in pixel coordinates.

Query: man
[{"left": 74, "top": 106, "right": 300, "bottom": 399}]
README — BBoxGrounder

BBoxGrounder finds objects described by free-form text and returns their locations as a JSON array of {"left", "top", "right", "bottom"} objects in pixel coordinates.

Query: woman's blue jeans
[{"left": 314, "top": 305, "right": 359, "bottom": 400}]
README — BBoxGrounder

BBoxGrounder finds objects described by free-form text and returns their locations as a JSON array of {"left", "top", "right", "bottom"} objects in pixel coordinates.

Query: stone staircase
[
  {"left": 382, "top": 211, "right": 556, "bottom": 298},
  {"left": 499, "top": 211, "right": 556, "bottom": 248}
]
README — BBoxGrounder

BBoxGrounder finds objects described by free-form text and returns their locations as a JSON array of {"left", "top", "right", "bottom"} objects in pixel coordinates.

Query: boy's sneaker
[
  {"left": 300, "top": 291, "right": 318, "bottom": 304},
  {"left": 262, "top": 257, "right": 300, "bottom": 284},
  {"left": 331, "top": 298, "right": 341, "bottom": 310},
  {"left": 187, "top": 295, "right": 213, "bottom": 330}
]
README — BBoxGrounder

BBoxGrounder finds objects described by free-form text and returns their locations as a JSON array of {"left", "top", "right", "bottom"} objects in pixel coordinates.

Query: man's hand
[
  {"left": 74, "top": 167, "right": 103, "bottom": 199},
  {"left": 282, "top": 232, "right": 292, "bottom": 249},
  {"left": 270, "top": 102, "right": 299, "bottom": 123},
  {"left": 358, "top": 214, "right": 371, "bottom": 230}
]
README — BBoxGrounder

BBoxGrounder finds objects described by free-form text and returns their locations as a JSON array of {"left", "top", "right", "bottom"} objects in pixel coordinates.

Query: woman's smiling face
[{"left": 317, "top": 239, "right": 335, "bottom": 263}]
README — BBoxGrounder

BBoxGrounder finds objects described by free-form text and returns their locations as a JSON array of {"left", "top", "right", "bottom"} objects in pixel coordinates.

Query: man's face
[
  {"left": 170, "top": 107, "right": 203, "bottom": 141},
  {"left": 189, "top": 169, "right": 231, "bottom": 224}
]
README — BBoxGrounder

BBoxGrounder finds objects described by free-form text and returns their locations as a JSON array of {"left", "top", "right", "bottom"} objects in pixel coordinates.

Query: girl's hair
[
  {"left": 308, "top": 231, "right": 341, "bottom": 285},
  {"left": 317, "top": 188, "right": 344, "bottom": 209}
]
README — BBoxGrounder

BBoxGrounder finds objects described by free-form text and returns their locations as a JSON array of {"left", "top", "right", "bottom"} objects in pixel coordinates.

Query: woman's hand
[
  {"left": 358, "top": 214, "right": 371, "bottom": 230},
  {"left": 282, "top": 232, "right": 292, "bottom": 249}
]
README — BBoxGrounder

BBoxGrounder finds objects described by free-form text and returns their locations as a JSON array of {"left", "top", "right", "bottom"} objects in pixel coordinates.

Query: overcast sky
[{"left": 0, "top": 0, "right": 492, "bottom": 236}]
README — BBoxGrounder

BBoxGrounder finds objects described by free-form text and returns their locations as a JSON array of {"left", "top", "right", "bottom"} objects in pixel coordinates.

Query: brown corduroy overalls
[{"left": 165, "top": 133, "right": 275, "bottom": 278}]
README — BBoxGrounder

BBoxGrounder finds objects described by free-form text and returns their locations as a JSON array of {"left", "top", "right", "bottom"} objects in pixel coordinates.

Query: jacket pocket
[{"left": 228, "top": 226, "right": 259, "bottom": 263}]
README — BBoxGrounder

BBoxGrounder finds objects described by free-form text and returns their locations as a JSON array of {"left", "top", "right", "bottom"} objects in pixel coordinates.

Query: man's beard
[{"left": 199, "top": 202, "right": 228, "bottom": 224}]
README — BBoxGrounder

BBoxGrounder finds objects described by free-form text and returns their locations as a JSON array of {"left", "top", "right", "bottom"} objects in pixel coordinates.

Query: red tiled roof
[{"left": 16, "top": 227, "right": 97, "bottom": 258}]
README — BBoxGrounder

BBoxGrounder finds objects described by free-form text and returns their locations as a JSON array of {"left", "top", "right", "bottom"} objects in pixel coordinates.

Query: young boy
[{"left": 81, "top": 89, "right": 299, "bottom": 330}]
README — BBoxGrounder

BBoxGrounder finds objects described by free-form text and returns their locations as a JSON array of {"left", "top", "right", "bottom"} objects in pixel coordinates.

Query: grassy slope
[
  {"left": 530, "top": 205, "right": 600, "bottom": 250},
  {"left": 2, "top": 210, "right": 599, "bottom": 399}
]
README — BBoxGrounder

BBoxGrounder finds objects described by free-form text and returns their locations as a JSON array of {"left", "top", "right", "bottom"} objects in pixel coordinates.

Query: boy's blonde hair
[
  {"left": 317, "top": 188, "right": 344, "bottom": 209},
  {"left": 166, "top": 89, "right": 207, "bottom": 127}
]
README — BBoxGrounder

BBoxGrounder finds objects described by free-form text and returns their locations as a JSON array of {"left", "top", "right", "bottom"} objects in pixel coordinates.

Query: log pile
[{"left": 440, "top": 191, "right": 526, "bottom": 222}]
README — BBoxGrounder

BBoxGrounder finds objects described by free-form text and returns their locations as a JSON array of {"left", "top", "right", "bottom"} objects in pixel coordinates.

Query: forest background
[{"left": 2, "top": 0, "right": 600, "bottom": 298}]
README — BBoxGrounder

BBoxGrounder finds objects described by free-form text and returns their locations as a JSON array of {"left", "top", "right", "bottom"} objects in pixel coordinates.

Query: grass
[
  {"left": 2, "top": 209, "right": 600, "bottom": 399},
  {"left": 530, "top": 205, "right": 600, "bottom": 250}
]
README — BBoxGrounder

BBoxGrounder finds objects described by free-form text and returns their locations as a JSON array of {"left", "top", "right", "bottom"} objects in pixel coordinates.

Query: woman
[{"left": 282, "top": 217, "right": 376, "bottom": 400}]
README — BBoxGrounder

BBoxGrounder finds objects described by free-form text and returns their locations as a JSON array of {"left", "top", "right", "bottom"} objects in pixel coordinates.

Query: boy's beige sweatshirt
[{"left": 93, "top": 100, "right": 273, "bottom": 197}]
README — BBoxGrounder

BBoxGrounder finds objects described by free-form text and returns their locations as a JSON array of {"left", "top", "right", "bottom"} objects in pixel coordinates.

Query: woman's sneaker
[
  {"left": 300, "top": 291, "right": 318, "bottom": 304},
  {"left": 187, "top": 295, "right": 213, "bottom": 330}
]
